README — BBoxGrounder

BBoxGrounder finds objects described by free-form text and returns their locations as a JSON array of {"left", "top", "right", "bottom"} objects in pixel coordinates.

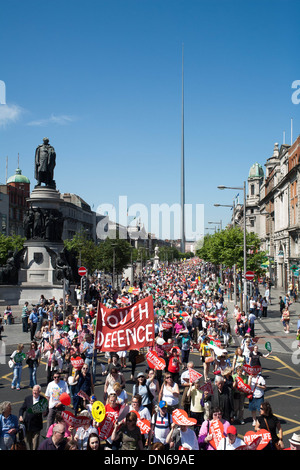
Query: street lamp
[
  {"left": 208, "top": 220, "right": 223, "bottom": 282},
  {"left": 208, "top": 220, "right": 222, "bottom": 231},
  {"left": 111, "top": 243, "right": 117, "bottom": 290},
  {"left": 214, "top": 201, "right": 236, "bottom": 305},
  {"left": 218, "top": 182, "right": 247, "bottom": 311}
]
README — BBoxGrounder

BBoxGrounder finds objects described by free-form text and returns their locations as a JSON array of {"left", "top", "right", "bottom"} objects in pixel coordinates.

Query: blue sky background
[{"left": 0, "top": 0, "right": 299, "bottom": 240}]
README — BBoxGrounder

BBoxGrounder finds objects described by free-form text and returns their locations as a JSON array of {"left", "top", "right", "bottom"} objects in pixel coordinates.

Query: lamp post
[
  {"left": 208, "top": 220, "right": 223, "bottom": 283},
  {"left": 218, "top": 182, "right": 247, "bottom": 311},
  {"left": 214, "top": 204, "right": 237, "bottom": 305},
  {"left": 208, "top": 220, "right": 222, "bottom": 231},
  {"left": 111, "top": 243, "right": 117, "bottom": 290}
]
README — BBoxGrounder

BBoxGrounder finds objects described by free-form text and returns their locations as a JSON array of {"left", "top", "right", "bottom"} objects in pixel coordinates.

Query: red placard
[
  {"left": 146, "top": 350, "right": 166, "bottom": 370},
  {"left": 189, "top": 368, "right": 203, "bottom": 383},
  {"left": 61, "top": 410, "right": 91, "bottom": 428},
  {"left": 209, "top": 419, "right": 224, "bottom": 450},
  {"left": 200, "top": 381, "right": 213, "bottom": 394},
  {"left": 70, "top": 356, "right": 85, "bottom": 370},
  {"left": 172, "top": 409, "right": 197, "bottom": 426},
  {"left": 235, "top": 376, "right": 253, "bottom": 395},
  {"left": 243, "top": 364, "right": 262, "bottom": 376},
  {"left": 244, "top": 429, "right": 271, "bottom": 450}
]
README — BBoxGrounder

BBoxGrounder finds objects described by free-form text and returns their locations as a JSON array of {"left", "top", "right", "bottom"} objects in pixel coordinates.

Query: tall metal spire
[{"left": 181, "top": 43, "right": 185, "bottom": 253}]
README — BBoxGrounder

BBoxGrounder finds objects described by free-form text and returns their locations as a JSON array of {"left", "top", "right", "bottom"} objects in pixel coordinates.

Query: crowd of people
[{"left": 0, "top": 258, "right": 299, "bottom": 451}]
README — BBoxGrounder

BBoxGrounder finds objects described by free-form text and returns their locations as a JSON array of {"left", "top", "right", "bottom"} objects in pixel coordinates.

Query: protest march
[{"left": 1, "top": 257, "right": 297, "bottom": 452}]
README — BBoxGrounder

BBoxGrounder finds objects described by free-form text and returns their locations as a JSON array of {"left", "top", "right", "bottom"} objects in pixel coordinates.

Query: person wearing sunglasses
[{"left": 111, "top": 411, "right": 144, "bottom": 450}]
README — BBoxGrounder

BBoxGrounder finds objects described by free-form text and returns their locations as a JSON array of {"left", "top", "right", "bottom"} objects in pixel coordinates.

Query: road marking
[{"left": 270, "top": 355, "right": 300, "bottom": 378}]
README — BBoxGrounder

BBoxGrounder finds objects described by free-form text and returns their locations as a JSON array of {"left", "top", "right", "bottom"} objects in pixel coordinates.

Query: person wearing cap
[
  {"left": 148, "top": 400, "right": 173, "bottom": 449},
  {"left": 216, "top": 425, "right": 244, "bottom": 450},
  {"left": 288, "top": 433, "right": 300, "bottom": 450}
]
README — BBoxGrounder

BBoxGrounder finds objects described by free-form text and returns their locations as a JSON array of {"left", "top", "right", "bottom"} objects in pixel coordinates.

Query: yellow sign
[{"left": 91, "top": 400, "right": 106, "bottom": 423}]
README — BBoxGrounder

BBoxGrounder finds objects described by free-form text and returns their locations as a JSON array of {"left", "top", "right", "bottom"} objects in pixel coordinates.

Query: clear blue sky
[{"left": 1, "top": 0, "right": 299, "bottom": 240}]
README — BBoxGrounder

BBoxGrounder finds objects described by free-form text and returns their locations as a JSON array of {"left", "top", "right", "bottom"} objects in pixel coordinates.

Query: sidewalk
[{"left": 226, "top": 285, "right": 300, "bottom": 356}]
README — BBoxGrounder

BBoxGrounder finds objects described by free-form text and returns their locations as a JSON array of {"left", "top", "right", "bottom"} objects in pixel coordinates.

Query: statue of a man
[{"left": 34, "top": 137, "right": 56, "bottom": 188}]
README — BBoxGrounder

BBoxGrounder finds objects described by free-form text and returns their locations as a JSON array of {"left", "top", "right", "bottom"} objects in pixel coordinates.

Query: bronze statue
[
  {"left": 0, "top": 247, "right": 27, "bottom": 284},
  {"left": 34, "top": 137, "right": 56, "bottom": 188}
]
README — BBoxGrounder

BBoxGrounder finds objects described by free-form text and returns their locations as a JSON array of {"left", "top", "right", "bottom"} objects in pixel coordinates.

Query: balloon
[{"left": 60, "top": 392, "right": 71, "bottom": 406}]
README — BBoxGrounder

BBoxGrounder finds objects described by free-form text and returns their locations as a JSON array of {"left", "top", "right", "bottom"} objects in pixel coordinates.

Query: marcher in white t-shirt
[
  {"left": 217, "top": 425, "right": 245, "bottom": 450},
  {"left": 45, "top": 372, "right": 69, "bottom": 431}
]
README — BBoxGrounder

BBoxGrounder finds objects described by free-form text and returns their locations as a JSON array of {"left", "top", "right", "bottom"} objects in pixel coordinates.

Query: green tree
[
  {"left": 196, "top": 226, "right": 265, "bottom": 275},
  {"left": 98, "top": 237, "right": 132, "bottom": 275},
  {"left": 64, "top": 232, "right": 101, "bottom": 274},
  {"left": 158, "top": 245, "right": 181, "bottom": 262},
  {"left": 0, "top": 234, "right": 25, "bottom": 265}
]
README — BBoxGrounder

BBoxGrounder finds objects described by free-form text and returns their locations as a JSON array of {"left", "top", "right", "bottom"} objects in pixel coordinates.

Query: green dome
[
  {"left": 249, "top": 162, "right": 264, "bottom": 179},
  {"left": 7, "top": 168, "right": 30, "bottom": 184}
]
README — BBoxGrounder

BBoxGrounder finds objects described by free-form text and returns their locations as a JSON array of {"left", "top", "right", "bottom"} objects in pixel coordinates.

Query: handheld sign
[
  {"left": 61, "top": 410, "right": 91, "bottom": 428},
  {"left": 235, "top": 376, "right": 253, "bottom": 395},
  {"left": 243, "top": 363, "right": 262, "bottom": 376},
  {"left": 189, "top": 368, "right": 203, "bottom": 383},
  {"left": 244, "top": 429, "right": 272, "bottom": 450},
  {"left": 117, "top": 404, "right": 130, "bottom": 423},
  {"left": 146, "top": 350, "right": 166, "bottom": 370},
  {"left": 28, "top": 397, "right": 48, "bottom": 414},
  {"left": 70, "top": 356, "right": 85, "bottom": 370},
  {"left": 172, "top": 409, "right": 197, "bottom": 427},
  {"left": 91, "top": 401, "right": 106, "bottom": 424},
  {"left": 199, "top": 381, "right": 213, "bottom": 395},
  {"left": 137, "top": 418, "right": 151, "bottom": 435},
  {"left": 209, "top": 419, "right": 224, "bottom": 450}
]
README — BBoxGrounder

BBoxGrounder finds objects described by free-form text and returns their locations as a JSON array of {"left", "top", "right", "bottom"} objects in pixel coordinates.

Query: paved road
[{"left": 0, "top": 285, "right": 299, "bottom": 449}]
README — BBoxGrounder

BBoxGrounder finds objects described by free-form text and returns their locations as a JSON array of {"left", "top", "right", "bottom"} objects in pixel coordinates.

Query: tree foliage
[
  {"left": 64, "top": 232, "right": 133, "bottom": 275},
  {"left": 196, "top": 226, "right": 266, "bottom": 274},
  {"left": 64, "top": 232, "right": 102, "bottom": 274},
  {"left": 0, "top": 234, "right": 25, "bottom": 265},
  {"left": 98, "top": 237, "right": 132, "bottom": 274}
]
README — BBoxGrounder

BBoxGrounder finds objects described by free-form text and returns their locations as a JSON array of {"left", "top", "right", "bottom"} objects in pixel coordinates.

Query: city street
[{"left": 1, "top": 284, "right": 299, "bottom": 448}]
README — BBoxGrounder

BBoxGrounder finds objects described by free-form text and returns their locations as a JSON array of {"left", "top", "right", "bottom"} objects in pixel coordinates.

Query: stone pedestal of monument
[
  {"left": 153, "top": 254, "right": 160, "bottom": 270},
  {"left": 18, "top": 186, "right": 66, "bottom": 304}
]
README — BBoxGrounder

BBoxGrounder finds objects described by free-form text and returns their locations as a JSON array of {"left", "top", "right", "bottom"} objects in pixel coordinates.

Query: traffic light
[
  {"left": 247, "top": 282, "right": 252, "bottom": 297},
  {"left": 82, "top": 276, "right": 87, "bottom": 293}
]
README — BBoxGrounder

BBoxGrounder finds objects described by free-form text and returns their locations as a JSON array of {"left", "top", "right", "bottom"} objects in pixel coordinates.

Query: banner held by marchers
[{"left": 95, "top": 296, "right": 155, "bottom": 352}]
